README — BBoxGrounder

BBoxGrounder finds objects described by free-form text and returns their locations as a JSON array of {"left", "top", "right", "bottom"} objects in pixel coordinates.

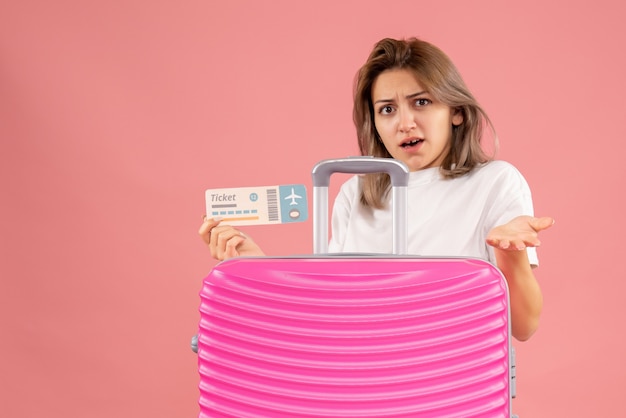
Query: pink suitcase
[{"left": 197, "top": 158, "right": 517, "bottom": 417}]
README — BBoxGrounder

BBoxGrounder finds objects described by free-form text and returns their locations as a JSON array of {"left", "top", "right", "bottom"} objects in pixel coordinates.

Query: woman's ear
[{"left": 452, "top": 108, "right": 464, "bottom": 126}]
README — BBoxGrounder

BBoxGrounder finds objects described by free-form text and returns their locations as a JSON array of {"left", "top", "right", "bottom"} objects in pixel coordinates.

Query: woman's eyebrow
[
  {"left": 373, "top": 91, "right": 428, "bottom": 105},
  {"left": 406, "top": 91, "right": 428, "bottom": 99},
  {"left": 373, "top": 98, "right": 394, "bottom": 105}
]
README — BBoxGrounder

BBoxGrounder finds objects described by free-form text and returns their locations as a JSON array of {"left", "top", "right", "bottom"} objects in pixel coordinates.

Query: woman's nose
[{"left": 398, "top": 108, "right": 417, "bottom": 133}]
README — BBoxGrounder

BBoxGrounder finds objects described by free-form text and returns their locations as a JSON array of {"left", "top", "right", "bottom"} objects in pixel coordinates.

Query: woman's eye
[
  {"left": 415, "top": 98, "right": 430, "bottom": 106},
  {"left": 379, "top": 106, "right": 394, "bottom": 114}
]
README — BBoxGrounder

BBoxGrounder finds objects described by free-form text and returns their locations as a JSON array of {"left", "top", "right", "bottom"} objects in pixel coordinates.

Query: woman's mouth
[{"left": 401, "top": 138, "right": 423, "bottom": 148}]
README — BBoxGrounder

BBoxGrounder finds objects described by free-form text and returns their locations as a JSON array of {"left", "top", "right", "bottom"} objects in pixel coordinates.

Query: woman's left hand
[{"left": 486, "top": 215, "right": 555, "bottom": 251}]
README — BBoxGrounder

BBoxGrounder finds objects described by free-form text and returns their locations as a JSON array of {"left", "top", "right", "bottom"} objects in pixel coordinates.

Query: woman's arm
[{"left": 487, "top": 216, "right": 554, "bottom": 341}]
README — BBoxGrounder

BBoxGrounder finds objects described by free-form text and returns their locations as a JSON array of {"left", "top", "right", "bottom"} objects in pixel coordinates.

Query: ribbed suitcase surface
[{"left": 198, "top": 256, "right": 511, "bottom": 417}]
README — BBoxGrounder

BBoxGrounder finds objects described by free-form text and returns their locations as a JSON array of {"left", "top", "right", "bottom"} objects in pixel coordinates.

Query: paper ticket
[{"left": 205, "top": 184, "right": 308, "bottom": 226}]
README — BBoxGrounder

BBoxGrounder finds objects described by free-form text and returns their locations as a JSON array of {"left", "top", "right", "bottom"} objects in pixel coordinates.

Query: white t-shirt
[{"left": 328, "top": 160, "right": 538, "bottom": 266}]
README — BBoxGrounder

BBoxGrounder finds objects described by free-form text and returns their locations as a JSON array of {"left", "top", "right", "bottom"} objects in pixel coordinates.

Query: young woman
[{"left": 199, "top": 37, "right": 554, "bottom": 341}]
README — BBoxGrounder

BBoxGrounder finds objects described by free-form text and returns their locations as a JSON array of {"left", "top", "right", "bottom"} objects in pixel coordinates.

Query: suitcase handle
[{"left": 311, "top": 157, "right": 409, "bottom": 255}]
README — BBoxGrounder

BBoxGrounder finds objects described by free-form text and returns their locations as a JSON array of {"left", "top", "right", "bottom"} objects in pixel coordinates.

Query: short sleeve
[{"left": 484, "top": 163, "right": 539, "bottom": 267}]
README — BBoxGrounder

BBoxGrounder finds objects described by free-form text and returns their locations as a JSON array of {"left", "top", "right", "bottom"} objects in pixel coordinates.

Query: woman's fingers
[
  {"left": 224, "top": 235, "right": 246, "bottom": 259},
  {"left": 530, "top": 216, "right": 555, "bottom": 232},
  {"left": 198, "top": 215, "right": 263, "bottom": 261},
  {"left": 210, "top": 225, "right": 246, "bottom": 260},
  {"left": 487, "top": 215, "right": 554, "bottom": 251},
  {"left": 198, "top": 216, "right": 222, "bottom": 245}
]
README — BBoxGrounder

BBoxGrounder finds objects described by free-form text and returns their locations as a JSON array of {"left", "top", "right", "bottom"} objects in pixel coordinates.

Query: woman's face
[{"left": 371, "top": 68, "right": 463, "bottom": 172}]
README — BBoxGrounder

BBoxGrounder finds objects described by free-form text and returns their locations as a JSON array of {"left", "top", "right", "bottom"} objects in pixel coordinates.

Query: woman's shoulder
[
  {"left": 470, "top": 160, "right": 531, "bottom": 193},
  {"left": 477, "top": 159, "right": 520, "bottom": 173},
  {"left": 336, "top": 174, "right": 362, "bottom": 198},
  {"left": 471, "top": 160, "right": 526, "bottom": 181}
]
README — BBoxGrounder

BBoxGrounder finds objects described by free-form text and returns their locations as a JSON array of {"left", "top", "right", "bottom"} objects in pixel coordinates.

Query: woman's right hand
[{"left": 198, "top": 217, "right": 265, "bottom": 261}]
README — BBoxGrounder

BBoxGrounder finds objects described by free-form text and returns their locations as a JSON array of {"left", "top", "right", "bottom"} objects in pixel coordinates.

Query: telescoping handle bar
[{"left": 311, "top": 157, "right": 410, "bottom": 255}]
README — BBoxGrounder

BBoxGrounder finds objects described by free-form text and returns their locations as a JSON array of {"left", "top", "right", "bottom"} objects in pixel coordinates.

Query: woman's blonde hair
[{"left": 353, "top": 37, "right": 495, "bottom": 208}]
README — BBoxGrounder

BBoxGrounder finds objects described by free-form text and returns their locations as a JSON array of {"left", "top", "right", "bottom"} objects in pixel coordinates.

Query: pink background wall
[{"left": 2, "top": 0, "right": 625, "bottom": 416}]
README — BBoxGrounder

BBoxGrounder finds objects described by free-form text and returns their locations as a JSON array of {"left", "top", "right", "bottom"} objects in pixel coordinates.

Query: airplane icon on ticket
[{"left": 284, "top": 187, "right": 303, "bottom": 206}]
